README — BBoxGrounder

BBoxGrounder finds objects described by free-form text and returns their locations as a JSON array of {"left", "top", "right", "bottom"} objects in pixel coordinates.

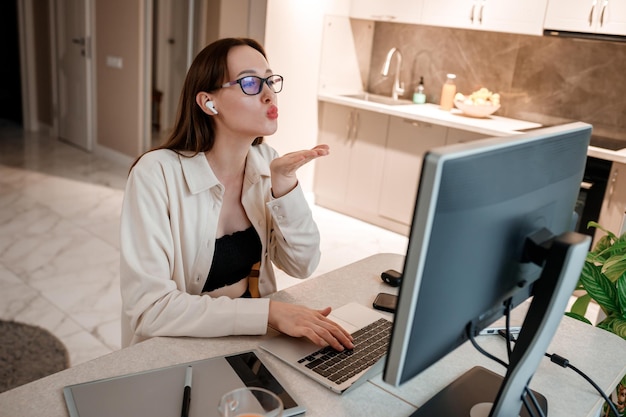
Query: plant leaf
[
  {"left": 570, "top": 293, "right": 592, "bottom": 317},
  {"left": 610, "top": 316, "right": 626, "bottom": 340},
  {"left": 617, "top": 272, "right": 626, "bottom": 319},
  {"left": 603, "top": 253, "right": 626, "bottom": 282},
  {"left": 587, "top": 222, "right": 617, "bottom": 240},
  {"left": 589, "top": 227, "right": 615, "bottom": 258},
  {"left": 609, "top": 236, "right": 626, "bottom": 254},
  {"left": 579, "top": 262, "right": 619, "bottom": 312},
  {"left": 564, "top": 311, "right": 592, "bottom": 325}
]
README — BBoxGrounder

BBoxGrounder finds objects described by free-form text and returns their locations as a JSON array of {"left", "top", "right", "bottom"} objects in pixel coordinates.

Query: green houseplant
[{"left": 566, "top": 222, "right": 626, "bottom": 417}]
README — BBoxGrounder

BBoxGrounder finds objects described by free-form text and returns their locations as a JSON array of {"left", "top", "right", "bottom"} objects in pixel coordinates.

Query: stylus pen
[{"left": 181, "top": 365, "right": 192, "bottom": 417}]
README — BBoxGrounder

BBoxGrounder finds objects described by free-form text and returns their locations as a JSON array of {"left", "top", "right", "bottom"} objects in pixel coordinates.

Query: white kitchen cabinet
[
  {"left": 313, "top": 102, "right": 389, "bottom": 218},
  {"left": 421, "top": 0, "right": 475, "bottom": 30},
  {"left": 422, "top": 0, "right": 548, "bottom": 35},
  {"left": 379, "top": 118, "right": 448, "bottom": 228},
  {"left": 544, "top": 0, "right": 626, "bottom": 36},
  {"left": 445, "top": 127, "right": 486, "bottom": 145},
  {"left": 377, "top": 123, "right": 484, "bottom": 230},
  {"left": 596, "top": 162, "right": 626, "bottom": 240},
  {"left": 350, "top": 0, "right": 424, "bottom": 24},
  {"left": 314, "top": 101, "right": 507, "bottom": 235}
]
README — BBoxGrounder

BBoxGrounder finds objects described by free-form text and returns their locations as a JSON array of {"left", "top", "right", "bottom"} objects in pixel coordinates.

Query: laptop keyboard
[{"left": 297, "top": 318, "right": 392, "bottom": 385}]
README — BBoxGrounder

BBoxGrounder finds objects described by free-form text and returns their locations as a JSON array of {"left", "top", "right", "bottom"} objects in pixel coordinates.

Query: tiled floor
[{"left": 0, "top": 120, "right": 408, "bottom": 367}]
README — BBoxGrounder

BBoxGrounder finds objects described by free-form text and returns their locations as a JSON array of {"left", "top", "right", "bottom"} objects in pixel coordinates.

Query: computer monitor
[{"left": 383, "top": 122, "right": 592, "bottom": 417}]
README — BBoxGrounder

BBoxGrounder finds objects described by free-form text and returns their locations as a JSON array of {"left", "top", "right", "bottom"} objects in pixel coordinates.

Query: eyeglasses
[{"left": 221, "top": 74, "right": 284, "bottom": 95}]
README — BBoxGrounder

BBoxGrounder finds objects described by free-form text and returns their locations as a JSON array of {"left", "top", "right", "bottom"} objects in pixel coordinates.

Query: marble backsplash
[{"left": 365, "top": 22, "right": 626, "bottom": 140}]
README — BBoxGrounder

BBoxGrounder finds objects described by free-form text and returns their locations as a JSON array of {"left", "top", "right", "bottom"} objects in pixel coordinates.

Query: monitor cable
[
  {"left": 544, "top": 351, "right": 620, "bottom": 417},
  {"left": 496, "top": 313, "right": 620, "bottom": 417},
  {"left": 470, "top": 311, "right": 622, "bottom": 417},
  {"left": 468, "top": 309, "right": 546, "bottom": 417}
]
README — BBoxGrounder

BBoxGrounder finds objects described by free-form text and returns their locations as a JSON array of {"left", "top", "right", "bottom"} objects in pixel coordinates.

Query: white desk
[{"left": 1, "top": 253, "right": 625, "bottom": 417}]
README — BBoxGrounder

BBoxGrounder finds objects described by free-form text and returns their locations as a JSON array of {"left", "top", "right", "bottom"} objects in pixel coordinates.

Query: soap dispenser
[
  {"left": 440, "top": 73, "right": 456, "bottom": 111},
  {"left": 413, "top": 76, "right": 426, "bottom": 104}
]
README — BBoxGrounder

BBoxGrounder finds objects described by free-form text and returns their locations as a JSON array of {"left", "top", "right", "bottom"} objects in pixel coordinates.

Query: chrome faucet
[{"left": 381, "top": 48, "right": 405, "bottom": 100}]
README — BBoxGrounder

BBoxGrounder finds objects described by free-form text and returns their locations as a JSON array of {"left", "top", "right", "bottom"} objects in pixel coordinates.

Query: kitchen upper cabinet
[
  {"left": 379, "top": 118, "right": 447, "bottom": 227},
  {"left": 350, "top": 0, "right": 424, "bottom": 24},
  {"left": 421, "top": 0, "right": 475, "bottom": 31},
  {"left": 597, "top": 162, "right": 626, "bottom": 240},
  {"left": 314, "top": 102, "right": 389, "bottom": 217},
  {"left": 422, "top": 0, "right": 549, "bottom": 35},
  {"left": 544, "top": 0, "right": 626, "bottom": 36}
]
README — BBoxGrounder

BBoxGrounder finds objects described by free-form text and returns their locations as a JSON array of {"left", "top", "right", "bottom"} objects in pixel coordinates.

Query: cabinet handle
[
  {"left": 580, "top": 181, "right": 593, "bottom": 190},
  {"left": 370, "top": 15, "right": 396, "bottom": 21},
  {"left": 589, "top": 0, "right": 597, "bottom": 27},
  {"left": 470, "top": 2, "right": 475, "bottom": 23},
  {"left": 352, "top": 111, "right": 360, "bottom": 143},
  {"left": 600, "top": 0, "right": 608, "bottom": 26},
  {"left": 403, "top": 119, "right": 432, "bottom": 128},
  {"left": 478, "top": 2, "right": 484, "bottom": 24},
  {"left": 346, "top": 111, "right": 354, "bottom": 140},
  {"left": 607, "top": 169, "right": 618, "bottom": 209}
]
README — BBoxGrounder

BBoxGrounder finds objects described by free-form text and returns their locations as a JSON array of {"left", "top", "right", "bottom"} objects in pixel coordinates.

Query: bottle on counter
[
  {"left": 439, "top": 73, "right": 456, "bottom": 111},
  {"left": 413, "top": 76, "right": 426, "bottom": 104}
]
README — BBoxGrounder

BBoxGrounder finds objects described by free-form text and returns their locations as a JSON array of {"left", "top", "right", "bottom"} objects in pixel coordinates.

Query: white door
[
  {"left": 55, "top": 0, "right": 93, "bottom": 151},
  {"left": 155, "top": 0, "right": 189, "bottom": 134}
]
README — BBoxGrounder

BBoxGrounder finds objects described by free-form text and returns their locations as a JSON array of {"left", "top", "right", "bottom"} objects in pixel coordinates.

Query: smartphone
[{"left": 373, "top": 292, "right": 397, "bottom": 313}]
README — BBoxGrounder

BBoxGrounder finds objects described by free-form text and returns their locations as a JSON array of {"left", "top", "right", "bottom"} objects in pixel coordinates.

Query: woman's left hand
[
  {"left": 270, "top": 144, "right": 329, "bottom": 198},
  {"left": 268, "top": 300, "right": 354, "bottom": 351}
]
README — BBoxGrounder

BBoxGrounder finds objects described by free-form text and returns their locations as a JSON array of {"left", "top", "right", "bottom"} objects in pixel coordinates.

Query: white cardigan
[{"left": 120, "top": 144, "right": 321, "bottom": 346}]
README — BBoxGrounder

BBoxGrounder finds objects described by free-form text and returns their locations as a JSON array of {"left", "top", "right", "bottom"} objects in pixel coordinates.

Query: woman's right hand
[
  {"left": 267, "top": 300, "right": 354, "bottom": 351},
  {"left": 269, "top": 145, "right": 330, "bottom": 198}
]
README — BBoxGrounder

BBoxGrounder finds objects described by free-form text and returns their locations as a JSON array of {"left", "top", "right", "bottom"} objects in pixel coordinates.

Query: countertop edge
[
  {"left": 318, "top": 92, "right": 541, "bottom": 137},
  {"left": 588, "top": 146, "right": 626, "bottom": 164},
  {"left": 319, "top": 93, "right": 626, "bottom": 164}
]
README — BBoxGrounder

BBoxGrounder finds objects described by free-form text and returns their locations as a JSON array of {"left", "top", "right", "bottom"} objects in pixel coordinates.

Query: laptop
[
  {"left": 260, "top": 302, "right": 393, "bottom": 394},
  {"left": 63, "top": 350, "right": 306, "bottom": 417}
]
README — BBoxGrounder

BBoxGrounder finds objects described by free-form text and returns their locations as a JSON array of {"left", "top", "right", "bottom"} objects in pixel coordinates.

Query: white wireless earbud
[{"left": 205, "top": 101, "right": 218, "bottom": 115}]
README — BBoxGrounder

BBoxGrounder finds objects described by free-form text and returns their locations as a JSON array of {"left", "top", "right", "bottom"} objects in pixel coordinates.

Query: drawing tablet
[{"left": 63, "top": 350, "right": 305, "bottom": 417}]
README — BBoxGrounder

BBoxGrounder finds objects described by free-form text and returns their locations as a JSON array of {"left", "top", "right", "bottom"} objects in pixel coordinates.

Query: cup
[{"left": 218, "top": 387, "right": 283, "bottom": 417}]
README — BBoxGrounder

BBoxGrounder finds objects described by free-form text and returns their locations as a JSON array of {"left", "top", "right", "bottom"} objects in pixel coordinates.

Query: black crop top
[{"left": 202, "top": 226, "right": 262, "bottom": 293}]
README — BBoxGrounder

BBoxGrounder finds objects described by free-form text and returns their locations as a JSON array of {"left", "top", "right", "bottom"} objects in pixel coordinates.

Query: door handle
[{"left": 72, "top": 37, "right": 90, "bottom": 58}]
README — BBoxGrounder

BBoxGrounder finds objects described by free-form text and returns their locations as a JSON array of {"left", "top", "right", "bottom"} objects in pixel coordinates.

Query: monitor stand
[
  {"left": 409, "top": 231, "right": 590, "bottom": 417},
  {"left": 410, "top": 366, "right": 546, "bottom": 417}
]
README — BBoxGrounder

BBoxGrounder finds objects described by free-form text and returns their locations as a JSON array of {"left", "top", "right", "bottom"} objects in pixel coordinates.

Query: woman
[{"left": 120, "top": 37, "right": 353, "bottom": 352}]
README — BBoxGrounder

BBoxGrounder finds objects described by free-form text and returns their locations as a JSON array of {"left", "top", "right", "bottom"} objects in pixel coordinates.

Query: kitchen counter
[
  {"left": 319, "top": 92, "right": 626, "bottom": 164},
  {"left": 588, "top": 146, "right": 626, "bottom": 164},
  {"left": 318, "top": 92, "right": 541, "bottom": 137}
]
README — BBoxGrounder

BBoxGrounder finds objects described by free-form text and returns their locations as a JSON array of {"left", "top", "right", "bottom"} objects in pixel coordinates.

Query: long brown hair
[{"left": 132, "top": 38, "right": 266, "bottom": 169}]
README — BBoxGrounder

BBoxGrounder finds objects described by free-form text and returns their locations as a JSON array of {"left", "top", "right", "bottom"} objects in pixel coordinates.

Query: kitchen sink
[{"left": 341, "top": 93, "right": 414, "bottom": 106}]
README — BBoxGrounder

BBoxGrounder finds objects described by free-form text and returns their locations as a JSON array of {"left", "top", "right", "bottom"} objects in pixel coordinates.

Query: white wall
[{"left": 263, "top": 0, "right": 351, "bottom": 195}]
